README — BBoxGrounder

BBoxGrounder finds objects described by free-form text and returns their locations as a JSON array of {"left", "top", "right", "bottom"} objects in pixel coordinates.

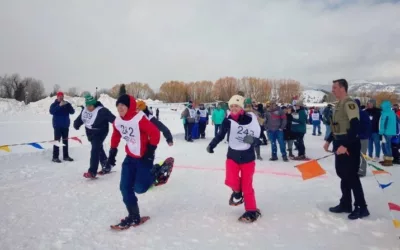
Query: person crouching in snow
[
  {"left": 106, "top": 94, "right": 166, "bottom": 230},
  {"left": 73, "top": 94, "right": 116, "bottom": 178},
  {"left": 206, "top": 95, "right": 262, "bottom": 223},
  {"left": 136, "top": 100, "right": 173, "bottom": 146}
]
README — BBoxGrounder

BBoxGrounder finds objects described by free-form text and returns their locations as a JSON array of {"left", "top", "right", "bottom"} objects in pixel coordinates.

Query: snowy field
[{"left": 0, "top": 96, "right": 400, "bottom": 250}]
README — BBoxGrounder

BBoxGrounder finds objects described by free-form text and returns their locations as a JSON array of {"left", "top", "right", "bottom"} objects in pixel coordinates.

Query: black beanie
[{"left": 116, "top": 94, "right": 130, "bottom": 108}]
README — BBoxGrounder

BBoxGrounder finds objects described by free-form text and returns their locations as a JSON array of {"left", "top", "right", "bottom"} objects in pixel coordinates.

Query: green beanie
[
  {"left": 84, "top": 94, "right": 97, "bottom": 106},
  {"left": 244, "top": 98, "right": 252, "bottom": 106}
]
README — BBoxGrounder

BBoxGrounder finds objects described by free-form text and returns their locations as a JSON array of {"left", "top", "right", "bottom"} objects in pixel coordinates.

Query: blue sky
[{"left": 0, "top": 0, "right": 399, "bottom": 92}]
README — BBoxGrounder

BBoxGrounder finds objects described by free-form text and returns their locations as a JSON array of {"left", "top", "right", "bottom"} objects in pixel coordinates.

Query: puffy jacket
[
  {"left": 355, "top": 99, "right": 371, "bottom": 139},
  {"left": 379, "top": 100, "right": 397, "bottom": 136},
  {"left": 212, "top": 108, "right": 225, "bottom": 125},
  {"left": 49, "top": 100, "right": 75, "bottom": 128},
  {"left": 322, "top": 106, "right": 332, "bottom": 125},
  {"left": 291, "top": 107, "right": 307, "bottom": 134}
]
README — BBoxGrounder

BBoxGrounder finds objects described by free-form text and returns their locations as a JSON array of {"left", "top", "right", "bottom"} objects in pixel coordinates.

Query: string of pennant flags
[
  {"left": 295, "top": 153, "right": 400, "bottom": 234},
  {"left": 0, "top": 135, "right": 86, "bottom": 153}
]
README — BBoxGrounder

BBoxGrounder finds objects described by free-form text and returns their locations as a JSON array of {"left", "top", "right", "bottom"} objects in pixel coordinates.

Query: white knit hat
[{"left": 228, "top": 95, "right": 245, "bottom": 109}]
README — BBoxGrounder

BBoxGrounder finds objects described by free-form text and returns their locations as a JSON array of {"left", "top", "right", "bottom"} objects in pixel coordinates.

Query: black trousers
[
  {"left": 53, "top": 127, "right": 69, "bottom": 159},
  {"left": 88, "top": 135, "right": 108, "bottom": 175},
  {"left": 333, "top": 140, "right": 367, "bottom": 207},
  {"left": 293, "top": 132, "right": 305, "bottom": 156},
  {"left": 199, "top": 122, "right": 207, "bottom": 137},
  {"left": 260, "top": 126, "right": 268, "bottom": 144},
  {"left": 392, "top": 143, "right": 399, "bottom": 161}
]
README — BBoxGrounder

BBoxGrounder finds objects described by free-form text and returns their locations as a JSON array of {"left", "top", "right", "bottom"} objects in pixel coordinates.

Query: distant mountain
[
  {"left": 301, "top": 90, "right": 327, "bottom": 103},
  {"left": 348, "top": 80, "right": 400, "bottom": 94}
]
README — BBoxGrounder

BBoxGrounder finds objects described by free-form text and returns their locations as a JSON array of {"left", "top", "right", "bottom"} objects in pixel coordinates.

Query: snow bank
[{"left": 0, "top": 94, "right": 166, "bottom": 115}]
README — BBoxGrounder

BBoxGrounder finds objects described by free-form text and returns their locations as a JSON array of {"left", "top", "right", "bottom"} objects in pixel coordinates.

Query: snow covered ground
[{"left": 0, "top": 97, "right": 400, "bottom": 250}]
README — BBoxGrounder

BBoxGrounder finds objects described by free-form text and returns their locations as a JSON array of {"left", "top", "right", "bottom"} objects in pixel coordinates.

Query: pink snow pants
[{"left": 225, "top": 159, "right": 257, "bottom": 211}]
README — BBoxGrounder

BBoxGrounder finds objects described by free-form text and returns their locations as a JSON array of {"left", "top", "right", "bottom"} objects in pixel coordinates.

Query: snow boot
[
  {"left": 238, "top": 209, "right": 261, "bottom": 223},
  {"left": 63, "top": 157, "right": 74, "bottom": 162},
  {"left": 329, "top": 204, "right": 352, "bottom": 214},
  {"left": 381, "top": 156, "right": 393, "bottom": 167},
  {"left": 111, "top": 204, "right": 142, "bottom": 230},
  {"left": 348, "top": 206, "right": 370, "bottom": 220},
  {"left": 52, "top": 158, "right": 61, "bottom": 163},
  {"left": 288, "top": 149, "right": 294, "bottom": 158},
  {"left": 269, "top": 156, "right": 278, "bottom": 161},
  {"left": 292, "top": 155, "right": 306, "bottom": 160},
  {"left": 255, "top": 147, "right": 262, "bottom": 161},
  {"left": 282, "top": 155, "right": 289, "bottom": 162},
  {"left": 229, "top": 191, "right": 244, "bottom": 206}
]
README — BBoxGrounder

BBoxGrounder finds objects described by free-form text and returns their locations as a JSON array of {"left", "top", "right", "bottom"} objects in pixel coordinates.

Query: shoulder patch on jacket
[{"left": 348, "top": 103, "right": 356, "bottom": 110}]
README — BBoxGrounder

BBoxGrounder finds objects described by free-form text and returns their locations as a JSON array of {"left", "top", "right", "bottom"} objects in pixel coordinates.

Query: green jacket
[
  {"left": 291, "top": 108, "right": 307, "bottom": 134},
  {"left": 212, "top": 109, "right": 225, "bottom": 125}
]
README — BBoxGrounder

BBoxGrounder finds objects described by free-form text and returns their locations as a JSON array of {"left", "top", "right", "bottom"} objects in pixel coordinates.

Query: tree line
[{"left": 7, "top": 72, "right": 396, "bottom": 106}]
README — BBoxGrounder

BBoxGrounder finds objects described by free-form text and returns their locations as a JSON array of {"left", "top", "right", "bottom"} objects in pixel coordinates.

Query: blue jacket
[
  {"left": 49, "top": 100, "right": 75, "bottom": 128},
  {"left": 379, "top": 100, "right": 397, "bottom": 136},
  {"left": 355, "top": 99, "right": 371, "bottom": 139}
]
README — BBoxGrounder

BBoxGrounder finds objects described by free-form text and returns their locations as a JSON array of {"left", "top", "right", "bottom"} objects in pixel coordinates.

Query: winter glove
[
  {"left": 206, "top": 145, "right": 214, "bottom": 153},
  {"left": 243, "top": 135, "right": 255, "bottom": 145},
  {"left": 108, "top": 148, "right": 118, "bottom": 166},
  {"left": 142, "top": 144, "right": 157, "bottom": 166},
  {"left": 73, "top": 123, "right": 79, "bottom": 130}
]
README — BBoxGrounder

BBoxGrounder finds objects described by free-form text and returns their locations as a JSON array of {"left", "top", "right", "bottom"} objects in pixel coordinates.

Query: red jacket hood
[{"left": 121, "top": 95, "right": 137, "bottom": 121}]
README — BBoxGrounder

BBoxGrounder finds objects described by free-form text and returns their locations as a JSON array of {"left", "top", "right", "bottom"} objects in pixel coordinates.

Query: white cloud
[{"left": 0, "top": 0, "right": 399, "bottom": 92}]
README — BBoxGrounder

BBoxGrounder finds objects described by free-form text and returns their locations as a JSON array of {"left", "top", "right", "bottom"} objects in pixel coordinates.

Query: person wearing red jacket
[{"left": 107, "top": 94, "right": 161, "bottom": 230}]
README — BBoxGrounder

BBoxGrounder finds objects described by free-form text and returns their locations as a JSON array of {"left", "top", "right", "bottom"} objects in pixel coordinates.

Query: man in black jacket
[
  {"left": 365, "top": 99, "right": 381, "bottom": 161},
  {"left": 73, "top": 94, "right": 116, "bottom": 178}
]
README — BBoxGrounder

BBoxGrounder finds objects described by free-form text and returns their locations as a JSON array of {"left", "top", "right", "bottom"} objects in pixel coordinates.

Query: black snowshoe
[
  {"left": 238, "top": 209, "right": 261, "bottom": 223},
  {"left": 229, "top": 191, "right": 244, "bottom": 206},
  {"left": 151, "top": 157, "right": 175, "bottom": 187}
]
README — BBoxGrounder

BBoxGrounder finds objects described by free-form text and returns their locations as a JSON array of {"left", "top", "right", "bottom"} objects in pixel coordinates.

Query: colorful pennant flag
[
  {"left": 389, "top": 202, "right": 400, "bottom": 212},
  {"left": 393, "top": 219, "right": 400, "bottom": 229},
  {"left": 0, "top": 145, "right": 11, "bottom": 152},
  {"left": 70, "top": 137, "right": 82, "bottom": 144},
  {"left": 368, "top": 163, "right": 385, "bottom": 172},
  {"left": 27, "top": 143, "right": 44, "bottom": 150},
  {"left": 295, "top": 160, "right": 326, "bottom": 180},
  {"left": 379, "top": 182, "right": 393, "bottom": 189},
  {"left": 372, "top": 170, "right": 391, "bottom": 175}
]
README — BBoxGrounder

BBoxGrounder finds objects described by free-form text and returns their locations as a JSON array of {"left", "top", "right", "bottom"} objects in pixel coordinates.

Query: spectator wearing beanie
[
  {"left": 49, "top": 91, "right": 75, "bottom": 163},
  {"left": 264, "top": 100, "right": 288, "bottom": 161},
  {"left": 365, "top": 99, "right": 382, "bottom": 161}
]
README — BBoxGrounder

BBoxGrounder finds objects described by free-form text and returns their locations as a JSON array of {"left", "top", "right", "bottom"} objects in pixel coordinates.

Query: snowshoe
[
  {"left": 238, "top": 209, "right": 261, "bottom": 223},
  {"left": 97, "top": 170, "right": 115, "bottom": 175},
  {"left": 229, "top": 191, "right": 244, "bottom": 206},
  {"left": 110, "top": 216, "right": 150, "bottom": 231},
  {"left": 152, "top": 157, "right": 175, "bottom": 187}
]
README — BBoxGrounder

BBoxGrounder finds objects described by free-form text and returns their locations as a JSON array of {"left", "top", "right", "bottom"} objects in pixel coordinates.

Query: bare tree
[
  {"left": 66, "top": 87, "right": 80, "bottom": 97},
  {"left": 24, "top": 78, "right": 46, "bottom": 103},
  {"left": 212, "top": 77, "right": 239, "bottom": 101},
  {"left": 80, "top": 90, "right": 91, "bottom": 97},
  {"left": 158, "top": 81, "right": 188, "bottom": 102},
  {"left": 97, "top": 88, "right": 110, "bottom": 96}
]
